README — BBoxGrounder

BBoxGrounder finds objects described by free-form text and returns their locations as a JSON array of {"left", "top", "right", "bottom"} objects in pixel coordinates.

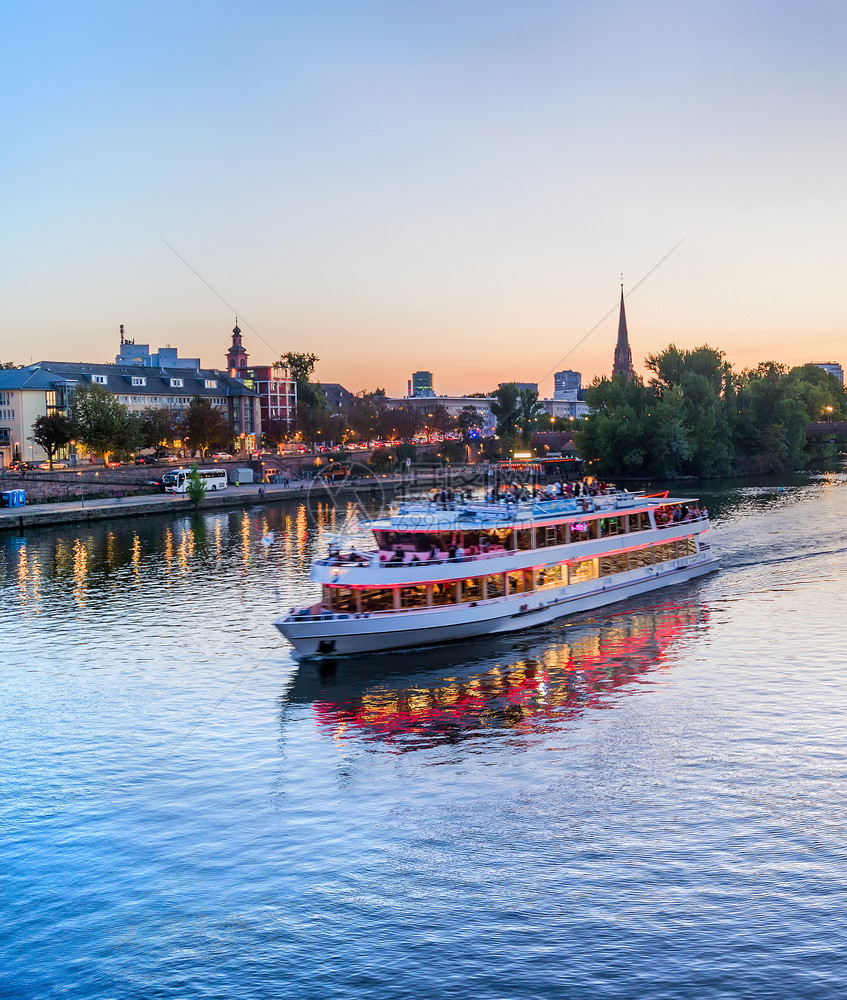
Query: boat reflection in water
[{"left": 286, "top": 597, "right": 709, "bottom": 752}]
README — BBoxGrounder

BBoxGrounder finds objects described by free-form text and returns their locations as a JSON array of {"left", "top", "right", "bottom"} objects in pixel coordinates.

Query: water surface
[{"left": 2, "top": 473, "right": 846, "bottom": 998}]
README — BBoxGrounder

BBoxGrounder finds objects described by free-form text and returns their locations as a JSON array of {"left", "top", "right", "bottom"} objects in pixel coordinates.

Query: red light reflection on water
[{"left": 311, "top": 603, "right": 707, "bottom": 751}]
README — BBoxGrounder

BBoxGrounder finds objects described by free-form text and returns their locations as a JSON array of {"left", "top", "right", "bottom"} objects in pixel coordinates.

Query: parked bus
[{"left": 161, "top": 468, "right": 229, "bottom": 493}]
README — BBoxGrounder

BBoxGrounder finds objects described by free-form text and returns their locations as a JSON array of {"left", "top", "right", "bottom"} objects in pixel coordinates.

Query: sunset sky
[{"left": 3, "top": 1, "right": 846, "bottom": 396}]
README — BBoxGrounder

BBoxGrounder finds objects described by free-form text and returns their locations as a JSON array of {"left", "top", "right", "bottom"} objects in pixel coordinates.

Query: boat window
[
  {"left": 431, "top": 582, "right": 457, "bottom": 606},
  {"left": 400, "top": 585, "right": 428, "bottom": 609},
  {"left": 485, "top": 574, "right": 505, "bottom": 599},
  {"left": 460, "top": 577, "right": 483, "bottom": 602},
  {"left": 628, "top": 546, "right": 653, "bottom": 569},
  {"left": 535, "top": 565, "right": 563, "bottom": 589},
  {"left": 507, "top": 571, "right": 526, "bottom": 595},
  {"left": 556, "top": 523, "right": 568, "bottom": 545},
  {"left": 570, "top": 520, "right": 598, "bottom": 542},
  {"left": 376, "top": 530, "right": 431, "bottom": 553},
  {"left": 600, "top": 516, "right": 624, "bottom": 536},
  {"left": 329, "top": 587, "right": 358, "bottom": 613},
  {"left": 628, "top": 511, "right": 651, "bottom": 532},
  {"left": 652, "top": 542, "right": 677, "bottom": 563},
  {"left": 569, "top": 558, "right": 598, "bottom": 585},
  {"left": 516, "top": 529, "right": 533, "bottom": 551},
  {"left": 360, "top": 588, "right": 395, "bottom": 612},
  {"left": 486, "top": 529, "right": 514, "bottom": 552},
  {"left": 682, "top": 536, "right": 697, "bottom": 556},
  {"left": 599, "top": 553, "right": 627, "bottom": 577}
]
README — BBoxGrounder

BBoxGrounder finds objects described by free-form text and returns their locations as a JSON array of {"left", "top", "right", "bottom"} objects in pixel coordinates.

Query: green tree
[
  {"left": 456, "top": 406, "right": 482, "bottom": 442},
  {"left": 645, "top": 345, "right": 733, "bottom": 477},
  {"left": 517, "top": 388, "right": 544, "bottom": 446},
  {"left": 490, "top": 383, "right": 521, "bottom": 455},
  {"left": 183, "top": 397, "right": 231, "bottom": 457},
  {"left": 348, "top": 391, "right": 384, "bottom": 445},
  {"left": 575, "top": 375, "right": 656, "bottom": 477},
  {"left": 280, "top": 351, "right": 318, "bottom": 384},
  {"left": 71, "top": 383, "right": 132, "bottom": 464},
  {"left": 733, "top": 363, "right": 809, "bottom": 472},
  {"left": 30, "top": 412, "right": 72, "bottom": 468},
  {"left": 297, "top": 403, "right": 326, "bottom": 447},
  {"left": 185, "top": 464, "right": 207, "bottom": 505},
  {"left": 141, "top": 407, "right": 180, "bottom": 457},
  {"left": 422, "top": 404, "right": 452, "bottom": 441},
  {"left": 262, "top": 417, "right": 290, "bottom": 452},
  {"left": 281, "top": 351, "right": 328, "bottom": 411}
]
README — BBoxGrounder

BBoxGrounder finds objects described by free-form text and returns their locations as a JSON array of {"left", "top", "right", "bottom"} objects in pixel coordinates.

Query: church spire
[
  {"left": 226, "top": 317, "right": 249, "bottom": 373},
  {"left": 612, "top": 282, "right": 635, "bottom": 380}
]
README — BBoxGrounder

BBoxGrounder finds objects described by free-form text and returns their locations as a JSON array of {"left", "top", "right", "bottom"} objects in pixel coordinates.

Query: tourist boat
[{"left": 274, "top": 489, "right": 719, "bottom": 658}]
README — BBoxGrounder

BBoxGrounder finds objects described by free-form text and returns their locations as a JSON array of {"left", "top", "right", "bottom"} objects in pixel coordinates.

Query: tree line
[
  {"left": 31, "top": 384, "right": 231, "bottom": 467},
  {"left": 574, "top": 346, "right": 846, "bottom": 479}
]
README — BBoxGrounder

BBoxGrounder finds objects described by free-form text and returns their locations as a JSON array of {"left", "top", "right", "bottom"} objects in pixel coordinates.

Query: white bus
[{"left": 161, "top": 468, "right": 229, "bottom": 493}]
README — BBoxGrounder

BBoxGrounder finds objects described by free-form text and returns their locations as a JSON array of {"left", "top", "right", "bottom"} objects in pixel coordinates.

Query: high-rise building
[
  {"left": 411, "top": 371, "right": 435, "bottom": 397},
  {"left": 553, "top": 370, "right": 581, "bottom": 399},
  {"left": 612, "top": 285, "right": 635, "bottom": 380},
  {"left": 499, "top": 382, "right": 539, "bottom": 394}
]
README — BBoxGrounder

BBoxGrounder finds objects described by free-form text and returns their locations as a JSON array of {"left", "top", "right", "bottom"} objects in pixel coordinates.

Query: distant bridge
[{"left": 806, "top": 421, "right": 847, "bottom": 442}]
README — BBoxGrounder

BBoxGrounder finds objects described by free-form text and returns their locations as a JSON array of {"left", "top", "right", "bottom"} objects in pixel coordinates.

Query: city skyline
[{"left": 4, "top": 2, "right": 846, "bottom": 394}]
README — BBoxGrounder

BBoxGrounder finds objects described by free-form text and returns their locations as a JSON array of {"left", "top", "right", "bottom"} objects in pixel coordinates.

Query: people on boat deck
[{"left": 655, "top": 504, "right": 704, "bottom": 525}]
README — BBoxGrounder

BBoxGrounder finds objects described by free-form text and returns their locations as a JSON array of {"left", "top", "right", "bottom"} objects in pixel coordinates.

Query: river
[{"left": 2, "top": 469, "right": 846, "bottom": 999}]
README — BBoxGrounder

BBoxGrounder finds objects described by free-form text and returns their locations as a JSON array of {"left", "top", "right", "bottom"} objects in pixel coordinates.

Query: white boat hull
[{"left": 276, "top": 556, "right": 719, "bottom": 659}]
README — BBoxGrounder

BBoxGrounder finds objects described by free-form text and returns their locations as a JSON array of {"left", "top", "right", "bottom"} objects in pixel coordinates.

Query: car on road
[
  {"left": 162, "top": 455, "right": 180, "bottom": 463},
  {"left": 37, "top": 461, "right": 68, "bottom": 469},
  {"left": 210, "top": 452, "right": 233, "bottom": 460},
  {"left": 134, "top": 455, "right": 156, "bottom": 465}
]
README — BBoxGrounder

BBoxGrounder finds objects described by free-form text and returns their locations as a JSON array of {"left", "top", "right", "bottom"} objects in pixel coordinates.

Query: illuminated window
[
  {"left": 535, "top": 565, "right": 563, "bottom": 589},
  {"left": 431, "top": 582, "right": 457, "bottom": 606},
  {"left": 400, "top": 586, "right": 428, "bottom": 609},
  {"left": 360, "top": 588, "right": 395, "bottom": 612},
  {"left": 569, "top": 559, "right": 598, "bottom": 584}
]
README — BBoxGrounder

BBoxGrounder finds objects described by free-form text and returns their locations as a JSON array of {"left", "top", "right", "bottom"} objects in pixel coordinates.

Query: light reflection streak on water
[
  {"left": 72, "top": 538, "right": 88, "bottom": 608},
  {"left": 214, "top": 518, "right": 223, "bottom": 565},
  {"left": 240, "top": 511, "right": 251, "bottom": 569},
  {"left": 17, "top": 543, "right": 29, "bottom": 610},
  {"left": 163, "top": 528, "right": 173, "bottom": 583},
  {"left": 131, "top": 533, "right": 141, "bottom": 579},
  {"left": 301, "top": 604, "right": 703, "bottom": 754}
]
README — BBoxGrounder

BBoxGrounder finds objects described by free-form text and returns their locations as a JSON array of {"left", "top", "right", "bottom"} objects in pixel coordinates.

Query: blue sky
[{"left": 2, "top": 0, "right": 846, "bottom": 394}]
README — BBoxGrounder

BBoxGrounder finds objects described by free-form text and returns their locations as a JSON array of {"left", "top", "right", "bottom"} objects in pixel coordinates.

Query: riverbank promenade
[
  {"left": 0, "top": 467, "right": 488, "bottom": 533},
  {"left": 0, "top": 476, "right": 405, "bottom": 532}
]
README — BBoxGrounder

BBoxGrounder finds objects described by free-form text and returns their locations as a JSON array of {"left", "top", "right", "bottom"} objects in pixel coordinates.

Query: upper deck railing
[
  {"left": 389, "top": 489, "right": 644, "bottom": 523},
  {"left": 315, "top": 503, "right": 709, "bottom": 571}
]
